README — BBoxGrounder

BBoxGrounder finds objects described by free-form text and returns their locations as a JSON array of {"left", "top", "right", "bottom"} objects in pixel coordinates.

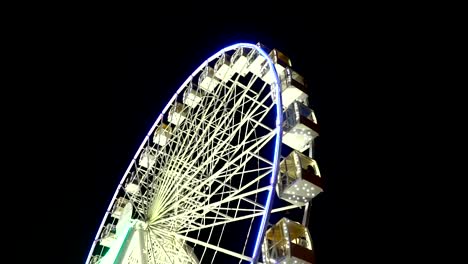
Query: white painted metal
[{"left": 86, "top": 43, "right": 318, "bottom": 264}]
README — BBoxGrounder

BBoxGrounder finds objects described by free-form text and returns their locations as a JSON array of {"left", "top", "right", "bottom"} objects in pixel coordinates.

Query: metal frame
[{"left": 85, "top": 43, "right": 316, "bottom": 264}]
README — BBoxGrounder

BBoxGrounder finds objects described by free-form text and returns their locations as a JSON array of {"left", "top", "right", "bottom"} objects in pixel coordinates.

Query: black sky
[{"left": 35, "top": 11, "right": 354, "bottom": 264}]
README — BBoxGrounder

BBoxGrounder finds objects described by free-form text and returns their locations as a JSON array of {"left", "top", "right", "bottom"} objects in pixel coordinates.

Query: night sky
[{"left": 41, "top": 12, "right": 354, "bottom": 264}]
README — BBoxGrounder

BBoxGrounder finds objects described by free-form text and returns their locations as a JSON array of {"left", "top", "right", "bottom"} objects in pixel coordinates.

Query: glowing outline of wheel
[{"left": 83, "top": 42, "right": 312, "bottom": 264}]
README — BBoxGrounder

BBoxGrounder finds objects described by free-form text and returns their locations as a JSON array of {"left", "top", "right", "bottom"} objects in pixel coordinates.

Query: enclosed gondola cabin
[{"left": 262, "top": 218, "right": 316, "bottom": 264}]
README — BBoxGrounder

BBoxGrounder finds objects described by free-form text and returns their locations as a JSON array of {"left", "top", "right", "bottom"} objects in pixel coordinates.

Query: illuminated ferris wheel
[{"left": 86, "top": 42, "right": 323, "bottom": 264}]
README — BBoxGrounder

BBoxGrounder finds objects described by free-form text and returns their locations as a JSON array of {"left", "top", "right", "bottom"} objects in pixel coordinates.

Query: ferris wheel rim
[{"left": 85, "top": 42, "right": 284, "bottom": 264}]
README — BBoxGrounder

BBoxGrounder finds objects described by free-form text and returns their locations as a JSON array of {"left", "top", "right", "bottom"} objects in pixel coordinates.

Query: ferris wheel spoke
[
  {"left": 152, "top": 119, "right": 232, "bottom": 212},
  {"left": 160, "top": 171, "right": 264, "bottom": 212},
  {"left": 172, "top": 232, "right": 253, "bottom": 262},
  {"left": 213, "top": 207, "right": 263, "bottom": 213},
  {"left": 159, "top": 87, "right": 272, "bottom": 193},
  {"left": 179, "top": 204, "right": 302, "bottom": 234},
  {"left": 154, "top": 129, "right": 275, "bottom": 219},
  {"left": 153, "top": 135, "right": 270, "bottom": 219},
  {"left": 198, "top": 136, "right": 274, "bottom": 198},
  {"left": 210, "top": 171, "right": 271, "bottom": 206},
  {"left": 165, "top": 79, "right": 271, "bottom": 176},
  {"left": 181, "top": 110, "right": 274, "bottom": 192},
  {"left": 212, "top": 178, "right": 266, "bottom": 209},
  {"left": 155, "top": 184, "right": 271, "bottom": 228}
]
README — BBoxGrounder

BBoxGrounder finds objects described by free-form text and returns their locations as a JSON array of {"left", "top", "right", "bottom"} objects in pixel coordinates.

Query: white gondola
[
  {"left": 282, "top": 101, "right": 319, "bottom": 151},
  {"left": 214, "top": 53, "right": 235, "bottom": 81},
  {"left": 138, "top": 146, "right": 158, "bottom": 169},
  {"left": 153, "top": 123, "right": 172, "bottom": 146},
  {"left": 111, "top": 197, "right": 130, "bottom": 219},
  {"left": 247, "top": 43, "right": 271, "bottom": 76},
  {"left": 198, "top": 66, "right": 220, "bottom": 92},
  {"left": 277, "top": 150, "right": 323, "bottom": 205},
  {"left": 124, "top": 171, "right": 141, "bottom": 194},
  {"left": 281, "top": 68, "right": 309, "bottom": 109},
  {"left": 183, "top": 82, "right": 204, "bottom": 108},
  {"left": 262, "top": 218, "right": 315, "bottom": 264},
  {"left": 260, "top": 49, "right": 292, "bottom": 84},
  {"left": 168, "top": 102, "right": 188, "bottom": 126},
  {"left": 99, "top": 224, "right": 117, "bottom": 248},
  {"left": 231, "top": 47, "right": 249, "bottom": 76}
]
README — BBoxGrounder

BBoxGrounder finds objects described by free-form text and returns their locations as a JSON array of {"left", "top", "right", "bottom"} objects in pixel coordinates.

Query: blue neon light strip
[{"left": 246, "top": 44, "right": 283, "bottom": 264}]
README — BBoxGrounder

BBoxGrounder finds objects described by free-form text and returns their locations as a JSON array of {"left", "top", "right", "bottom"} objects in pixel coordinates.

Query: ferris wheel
[{"left": 86, "top": 42, "right": 323, "bottom": 264}]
